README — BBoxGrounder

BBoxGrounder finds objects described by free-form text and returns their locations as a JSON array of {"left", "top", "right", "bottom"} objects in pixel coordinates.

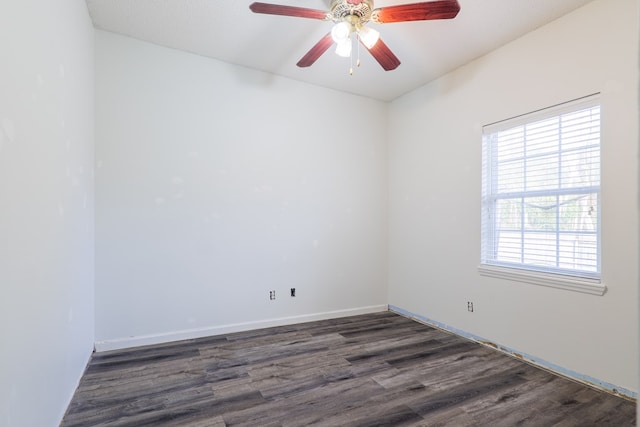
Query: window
[{"left": 480, "top": 95, "right": 603, "bottom": 293}]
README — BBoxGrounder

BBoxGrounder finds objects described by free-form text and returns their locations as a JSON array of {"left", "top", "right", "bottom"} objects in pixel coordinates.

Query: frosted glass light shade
[
  {"left": 359, "top": 26, "right": 380, "bottom": 49},
  {"left": 335, "top": 39, "right": 352, "bottom": 57},
  {"left": 331, "top": 22, "right": 351, "bottom": 44}
]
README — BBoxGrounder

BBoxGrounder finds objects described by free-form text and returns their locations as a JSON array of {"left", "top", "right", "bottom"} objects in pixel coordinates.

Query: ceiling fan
[{"left": 249, "top": 0, "right": 460, "bottom": 72}]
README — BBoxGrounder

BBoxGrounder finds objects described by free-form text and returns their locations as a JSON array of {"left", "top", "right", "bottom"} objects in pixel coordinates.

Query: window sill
[{"left": 478, "top": 264, "right": 606, "bottom": 296}]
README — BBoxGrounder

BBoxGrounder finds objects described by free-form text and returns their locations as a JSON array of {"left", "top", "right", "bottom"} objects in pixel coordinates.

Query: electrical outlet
[
  {"left": 290, "top": 288, "right": 296, "bottom": 297},
  {"left": 467, "top": 301, "right": 474, "bottom": 312},
  {"left": 269, "top": 290, "right": 276, "bottom": 300}
]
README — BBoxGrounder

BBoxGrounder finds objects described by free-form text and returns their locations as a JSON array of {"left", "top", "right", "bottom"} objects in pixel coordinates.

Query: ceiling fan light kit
[{"left": 249, "top": 0, "right": 460, "bottom": 72}]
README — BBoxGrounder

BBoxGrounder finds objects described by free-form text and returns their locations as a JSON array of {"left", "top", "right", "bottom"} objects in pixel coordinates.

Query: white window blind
[{"left": 481, "top": 95, "right": 601, "bottom": 281}]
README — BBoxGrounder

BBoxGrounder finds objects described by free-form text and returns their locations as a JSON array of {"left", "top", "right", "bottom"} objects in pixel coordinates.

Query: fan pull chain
[
  {"left": 356, "top": 33, "right": 361, "bottom": 68},
  {"left": 349, "top": 33, "right": 354, "bottom": 76}
]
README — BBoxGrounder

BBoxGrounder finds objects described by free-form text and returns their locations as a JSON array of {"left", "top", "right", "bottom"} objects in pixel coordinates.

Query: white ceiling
[{"left": 86, "top": 0, "right": 595, "bottom": 101}]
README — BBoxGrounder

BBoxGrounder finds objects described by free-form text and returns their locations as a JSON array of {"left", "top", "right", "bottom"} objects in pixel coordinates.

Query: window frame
[{"left": 479, "top": 94, "right": 606, "bottom": 295}]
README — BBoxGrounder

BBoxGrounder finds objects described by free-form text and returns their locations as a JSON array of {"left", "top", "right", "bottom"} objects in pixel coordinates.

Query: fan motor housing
[{"left": 330, "top": 0, "right": 374, "bottom": 23}]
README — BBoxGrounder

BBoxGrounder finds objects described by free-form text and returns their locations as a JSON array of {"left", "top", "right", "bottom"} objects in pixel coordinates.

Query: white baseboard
[{"left": 94, "top": 304, "right": 388, "bottom": 352}]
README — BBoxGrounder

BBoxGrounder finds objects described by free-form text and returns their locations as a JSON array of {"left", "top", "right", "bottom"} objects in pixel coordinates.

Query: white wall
[
  {"left": 0, "top": 1, "right": 95, "bottom": 426},
  {"left": 94, "top": 31, "right": 388, "bottom": 349},
  {"left": 388, "top": 0, "right": 638, "bottom": 395}
]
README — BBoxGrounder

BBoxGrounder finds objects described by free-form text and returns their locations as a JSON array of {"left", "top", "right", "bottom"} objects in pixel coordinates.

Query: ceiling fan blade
[
  {"left": 361, "top": 38, "right": 401, "bottom": 71},
  {"left": 372, "top": 0, "right": 460, "bottom": 24},
  {"left": 297, "top": 33, "right": 334, "bottom": 67},
  {"left": 249, "top": 2, "right": 329, "bottom": 20}
]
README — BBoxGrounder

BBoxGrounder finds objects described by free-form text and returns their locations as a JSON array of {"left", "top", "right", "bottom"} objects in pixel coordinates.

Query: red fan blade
[
  {"left": 249, "top": 2, "right": 328, "bottom": 20},
  {"left": 297, "top": 33, "right": 334, "bottom": 67},
  {"left": 372, "top": 0, "right": 460, "bottom": 24},
  {"left": 361, "top": 38, "right": 401, "bottom": 71}
]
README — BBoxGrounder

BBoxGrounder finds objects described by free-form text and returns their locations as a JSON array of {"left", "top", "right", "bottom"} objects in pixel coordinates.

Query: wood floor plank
[{"left": 62, "top": 312, "right": 636, "bottom": 426}]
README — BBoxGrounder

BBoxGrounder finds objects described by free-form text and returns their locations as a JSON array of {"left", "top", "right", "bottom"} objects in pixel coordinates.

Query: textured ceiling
[{"left": 86, "top": 0, "right": 595, "bottom": 101}]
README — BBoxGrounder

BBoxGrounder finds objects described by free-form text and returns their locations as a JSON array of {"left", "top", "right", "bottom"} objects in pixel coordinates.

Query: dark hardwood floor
[{"left": 62, "top": 312, "right": 636, "bottom": 426}]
